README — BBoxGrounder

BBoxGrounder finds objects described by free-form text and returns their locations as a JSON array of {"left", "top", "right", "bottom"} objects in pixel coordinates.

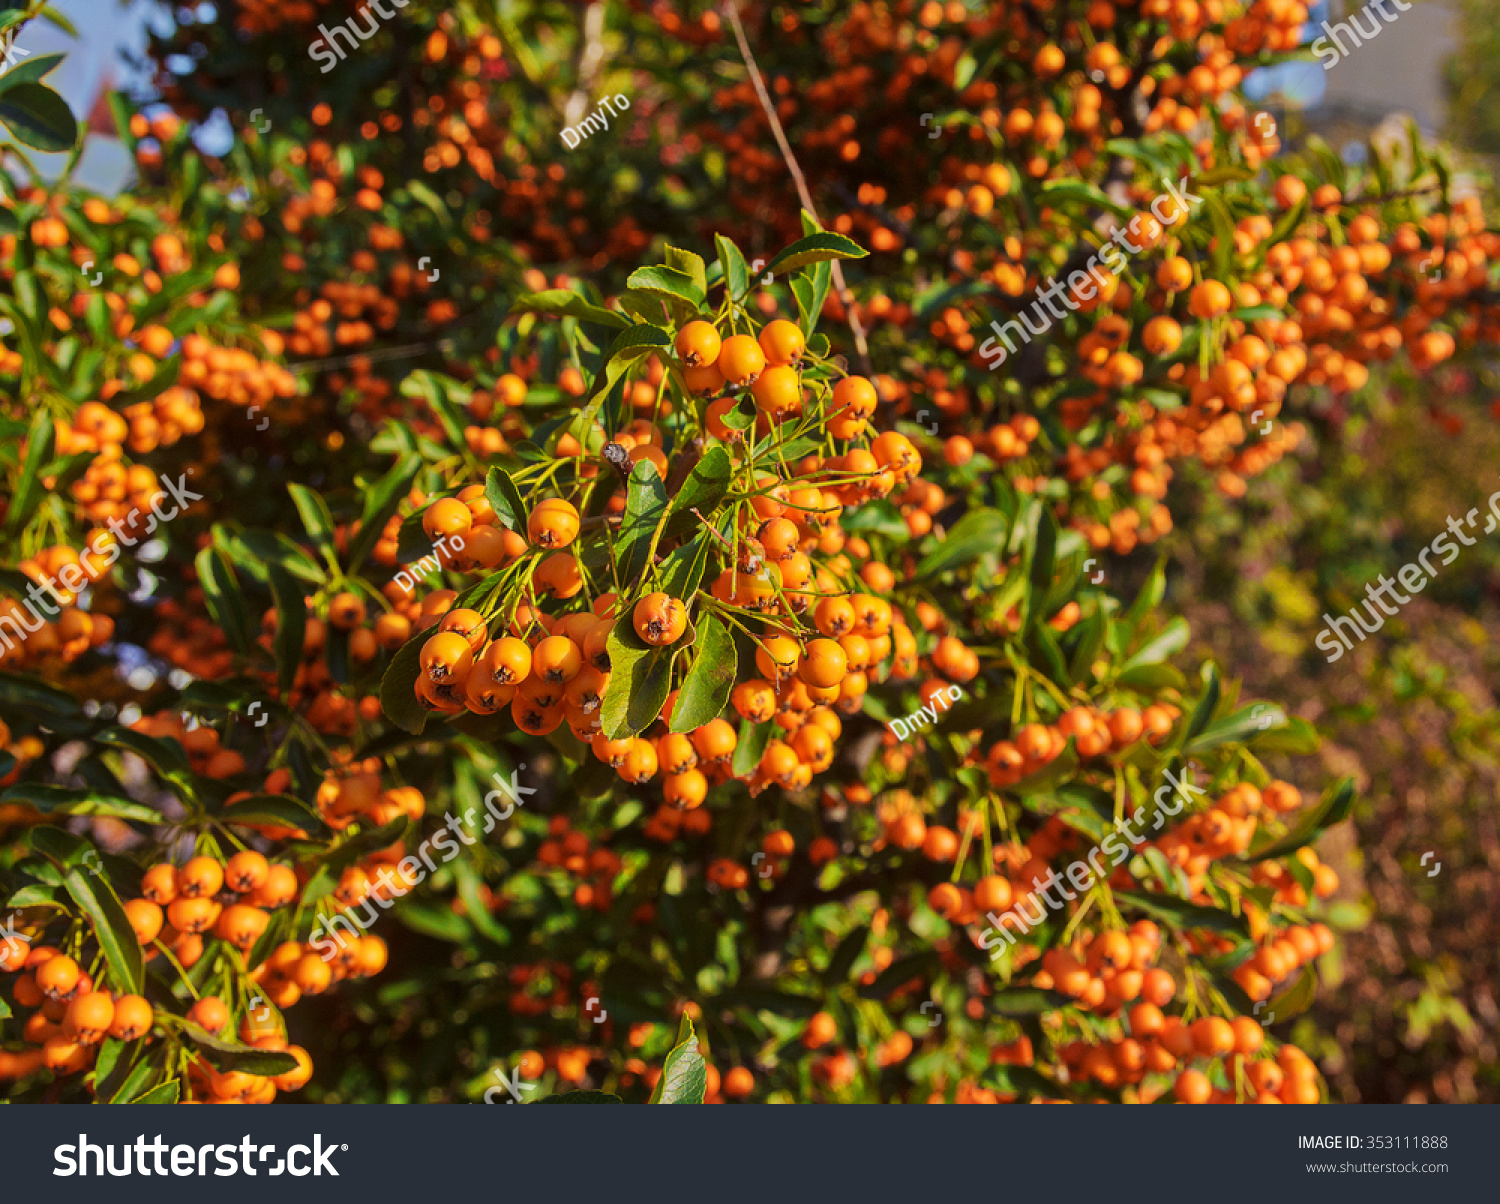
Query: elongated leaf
[
  {"left": 600, "top": 616, "right": 673, "bottom": 740},
  {"left": 95, "top": 727, "right": 192, "bottom": 779},
  {"left": 61, "top": 865, "right": 143, "bottom": 994},
  {"left": 857, "top": 950, "right": 941, "bottom": 1000},
  {"left": 657, "top": 534, "right": 709, "bottom": 601},
  {"left": 128, "top": 1080, "right": 181, "bottom": 1105},
  {"left": 824, "top": 927, "right": 869, "bottom": 984},
  {"left": 347, "top": 453, "right": 421, "bottom": 572},
  {"left": 379, "top": 632, "right": 430, "bottom": 735},
  {"left": 625, "top": 265, "right": 705, "bottom": 310},
  {"left": 485, "top": 465, "right": 527, "bottom": 533},
  {"left": 181, "top": 1023, "right": 297, "bottom": 1076},
  {"left": 266, "top": 564, "right": 307, "bottom": 699},
  {"left": 1115, "top": 890, "right": 1250, "bottom": 938},
  {"left": 1183, "top": 663, "right": 1221, "bottom": 743},
  {"left": 663, "top": 445, "right": 732, "bottom": 538},
  {"left": 287, "top": 484, "right": 337, "bottom": 565},
  {"left": 714, "top": 233, "right": 749, "bottom": 301},
  {"left": 5, "top": 409, "right": 53, "bottom": 534},
  {"left": 731, "top": 717, "right": 773, "bottom": 778},
  {"left": 647, "top": 1013, "right": 707, "bottom": 1105},
  {"left": 669, "top": 614, "right": 735, "bottom": 732},
  {"left": 508, "top": 289, "right": 627, "bottom": 329},
  {"left": 615, "top": 460, "right": 669, "bottom": 583},
  {"left": 916, "top": 507, "right": 1009, "bottom": 579},
  {"left": 1118, "top": 617, "right": 1190, "bottom": 675},
  {"left": 534, "top": 1090, "right": 623, "bottom": 1105},
  {"left": 763, "top": 232, "right": 868, "bottom": 277},
  {"left": 1237, "top": 778, "right": 1355, "bottom": 863},
  {"left": 1188, "top": 702, "right": 1287, "bottom": 753},
  {"left": 220, "top": 793, "right": 324, "bottom": 835},
  {"left": 0, "top": 53, "right": 65, "bottom": 92},
  {"left": 195, "top": 546, "right": 252, "bottom": 655},
  {"left": 590, "top": 323, "right": 673, "bottom": 403},
  {"left": 1022, "top": 507, "right": 1058, "bottom": 637},
  {"left": 989, "top": 988, "right": 1074, "bottom": 1015},
  {"left": 0, "top": 81, "right": 77, "bottom": 152},
  {"left": 0, "top": 784, "right": 160, "bottom": 823}
]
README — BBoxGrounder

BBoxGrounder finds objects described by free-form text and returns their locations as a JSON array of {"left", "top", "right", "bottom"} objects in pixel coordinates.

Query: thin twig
[{"left": 719, "top": 0, "right": 875, "bottom": 381}]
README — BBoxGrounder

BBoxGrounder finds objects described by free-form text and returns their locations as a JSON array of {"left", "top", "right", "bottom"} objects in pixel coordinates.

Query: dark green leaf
[
  {"left": 5, "top": 408, "right": 52, "bottom": 535},
  {"left": 916, "top": 507, "right": 1009, "bottom": 579},
  {"left": 287, "top": 484, "right": 337, "bottom": 565},
  {"left": 1237, "top": 778, "right": 1355, "bottom": 863},
  {"left": 378, "top": 632, "right": 430, "bottom": 736},
  {"left": 195, "top": 546, "right": 252, "bottom": 655},
  {"left": 61, "top": 865, "right": 143, "bottom": 994},
  {"left": 763, "top": 232, "right": 868, "bottom": 277},
  {"left": 347, "top": 453, "right": 421, "bottom": 572},
  {"left": 484, "top": 465, "right": 527, "bottom": 533},
  {"left": 600, "top": 615, "right": 673, "bottom": 740},
  {"left": 267, "top": 564, "right": 307, "bottom": 699},
  {"left": 1114, "top": 890, "right": 1250, "bottom": 938},
  {"left": 180, "top": 1024, "right": 297, "bottom": 1076},
  {"left": 615, "top": 460, "right": 669, "bottom": 583},
  {"left": 0, "top": 81, "right": 77, "bottom": 152},
  {"left": 669, "top": 615, "right": 735, "bottom": 732}
]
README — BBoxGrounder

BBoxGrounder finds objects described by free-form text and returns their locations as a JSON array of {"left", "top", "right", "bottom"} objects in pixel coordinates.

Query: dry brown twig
[{"left": 718, "top": 0, "right": 876, "bottom": 383}]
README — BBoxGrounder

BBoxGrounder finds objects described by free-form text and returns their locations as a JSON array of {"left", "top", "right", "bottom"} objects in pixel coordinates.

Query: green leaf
[
  {"left": 857, "top": 950, "right": 941, "bottom": 999},
  {"left": 841, "top": 499, "right": 908, "bottom": 539},
  {"left": 615, "top": 460, "right": 669, "bottom": 583},
  {"left": 763, "top": 232, "right": 869, "bottom": 277},
  {"left": 60, "top": 864, "right": 143, "bottom": 994},
  {"left": 507, "top": 289, "right": 628, "bottom": 329},
  {"left": 1237, "top": 778, "right": 1355, "bottom": 864},
  {"left": 127, "top": 1080, "right": 180, "bottom": 1105},
  {"left": 731, "top": 717, "right": 772, "bottom": 778},
  {"left": 194, "top": 546, "right": 252, "bottom": 656},
  {"left": 989, "top": 988, "right": 1074, "bottom": 1015},
  {"left": 1114, "top": 890, "right": 1250, "bottom": 938},
  {"left": 220, "top": 793, "right": 324, "bottom": 835},
  {"left": 220, "top": 528, "right": 324, "bottom": 584},
  {"left": 625, "top": 265, "right": 705, "bottom": 310},
  {"left": 1183, "top": 663, "right": 1221, "bottom": 744},
  {"left": 5, "top": 408, "right": 53, "bottom": 535},
  {"left": 1258, "top": 965, "right": 1318, "bottom": 1026},
  {"left": 1123, "top": 558, "right": 1167, "bottom": 629},
  {"left": 0, "top": 81, "right": 77, "bottom": 152},
  {"left": 588, "top": 323, "right": 673, "bottom": 405},
  {"left": 670, "top": 615, "right": 735, "bottom": 732},
  {"left": 1022, "top": 507, "right": 1059, "bottom": 637},
  {"left": 379, "top": 631, "right": 431, "bottom": 736},
  {"left": 714, "top": 233, "right": 749, "bottom": 301},
  {"left": 266, "top": 564, "right": 307, "bottom": 699},
  {"left": 647, "top": 1012, "right": 707, "bottom": 1105},
  {"left": 824, "top": 927, "right": 870, "bottom": 984},
  {"left": 0, "top": 52, "right": 65, "bottom": 92},
  {"left": 0, "top": 670, "right": 82, "bottom": 717},
  {"left": 485, "top": 465, "right": 527, "bottom": 533},
  {"left": 347, "top": 453, "right": 421, "bottom": 573},
  {"left": 663, "top": 444, "right": 732, "bottom": 539},
  {"left": 664, "top": 246, "right": 708, "bottom": 297},
  {"left": 1204, "top": 190, "right": 1237, "bottom": 280},
  {"left": 1187, "top": 702, "right": 1287, "bottom": 753},
  {"left": 1118, "top": 617, "right": 1189, "bottom": 675},
  {"left": 0, "top": 783, "right": 160, "bottom": 823},
  {"left": 656, "top": 534, "right": 709, "bottom": 601},
  {"left": 180, "top": 1024, "right": 298, "bottom": 1077},
  {"left": 95, "top": 727, "right": 192, "bottom": 780},
  {"left": 534, "top": 1090, "right": 623, "bottom": 1105},
  {"left": 1038, "top": 178, "right": 1131, "bottom": 217},
  {"left": 600, "top": 615, "right": 673, "bottom": 740},
  {"left": 916, "top": 507, "right": 1009, "bottom": 579},
  {"left": 287, "top": 484, "right": 337, "bottom": 566}
]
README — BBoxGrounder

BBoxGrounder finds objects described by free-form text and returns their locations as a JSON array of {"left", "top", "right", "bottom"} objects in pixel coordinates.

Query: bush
[{"left": 0, "top": 0, "right": 1493, "bottom": 1104}]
